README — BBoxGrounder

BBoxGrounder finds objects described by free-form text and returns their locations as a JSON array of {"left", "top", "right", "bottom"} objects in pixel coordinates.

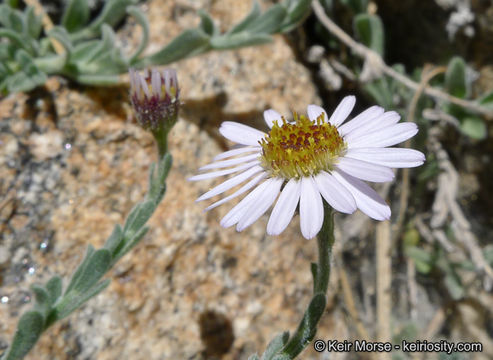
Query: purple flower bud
[{"left": 129, "top": 68, "right": 180, "bottom": 131}]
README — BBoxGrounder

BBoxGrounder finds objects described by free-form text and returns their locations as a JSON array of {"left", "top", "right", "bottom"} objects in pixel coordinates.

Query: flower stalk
[
  {"left": 273, "top": 203, "right": 334, "bottom": 359},
  {"left": 314, "top": 202, "right": 335, "bottom": 295},
  {"left": 250, "top": 203, "right": 334, "bottom": 360},
  {"left": 153, "top": 125, "right": 169, "bottom": 159}
]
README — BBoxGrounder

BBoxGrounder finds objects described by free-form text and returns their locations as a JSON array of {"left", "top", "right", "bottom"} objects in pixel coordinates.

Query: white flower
[{"left": 189, "top": 96, "right": 425, "bottom": 239}]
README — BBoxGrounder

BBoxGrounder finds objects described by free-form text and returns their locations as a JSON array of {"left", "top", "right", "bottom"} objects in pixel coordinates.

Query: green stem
[
  {"left": 314, "top": 203, "right": 334, "bottom": 294},
  {"left": 152, "top": 126, "right": 168, "bottom": 158},
  {"left": 275, "top": 203, "right": 334, "bottom": 359}
]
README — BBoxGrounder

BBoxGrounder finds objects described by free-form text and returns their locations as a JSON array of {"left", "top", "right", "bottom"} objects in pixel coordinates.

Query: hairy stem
[{"left": 275, "top": 204, "right": 334, "bottom": 359}]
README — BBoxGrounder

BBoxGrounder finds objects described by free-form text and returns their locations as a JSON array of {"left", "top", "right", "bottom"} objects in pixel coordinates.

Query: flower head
[
  {"left": 189, "top": 96, "right": 425, "bottom": 239},
  {"left": 129, "top": 68, "right": 179, "bottom": 131}
]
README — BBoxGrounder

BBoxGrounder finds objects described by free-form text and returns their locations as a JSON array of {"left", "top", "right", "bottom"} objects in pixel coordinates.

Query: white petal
[
  {"left": 347, "top": 123, "right": 418, "bottom": 148},
  {"left": 199, "top": 153, "right": 260, "bottom": 170},
  {"left": 139, "top": 75, "right": 150, "bottom": 98},
  {"left": 338, "top": 105, "right": 384, "bottom": 136},
  {"left": 151, "top": 69, "right": 161, "bottom": 97},
  {"left": 188, "top": 161, "right": 259, "bottom": 181},
  {"left": 213, "top": 146, "right": 261, "bottom": 161},
  {"left": 220, "top": 178, "right": 278, "bottom": 228},
  {"left": 336, "top": 157, "right": 394, "bottom": 182},
  {"left": 329, "top": 95, "right": 356, "bottom": 127},
  {"left": 129, "top": 68, "right": 137, "bottom": 91},
  {"left": 196, "top": 166, "right": 264, "bottom": 202},
  {"left": 314, "top": 171, "right": 356, "bottom": 214},
  {"left": 307, "top": 104, "right": 328, "bottom": 123},
  {"left": 163, "top": 69, "right": 171, "bottom": 92},
  {"left": 300, "top": 176, "right": 324, "bottom": 239},
  {"left": 267, "top": 179, "right": 301, "bottom": 235},
  {"left": 264, "top": 109, "right": 282, "bottom": 128},
  {"left": 345, "top": 148, "right": 425, "bottom": 168},
  {"left": 219, "top": 121, "right": 266, "bottom": 146},
  {"left": 205, "top": 173, "right": 267, "bottom": 211},
  {"left": 332, "top": 170, "right": 390, "bottom": 220},
  {"left": 343, "top": 111, "right": 400, "bottom": 142},
  {"left": 236, "top": 178, "right": 283, "bottom": 231}
]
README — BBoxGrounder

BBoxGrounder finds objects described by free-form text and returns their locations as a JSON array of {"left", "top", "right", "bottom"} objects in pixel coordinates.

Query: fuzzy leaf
[
  {"left": 273, "top": 293, "right": 327, "bottom": 359},
  {"left": 94, "top": 25, "right": 117, "bottom": 60},
  {"left": 113, "top": 226, "right": 149, "bottom": 263},
  {"left": 91, "top": 0, "right": 137, "bottom": 29},
  {"left": 127, "top": 6, "right": 150, "bottom": 62},
  {"left": 7, "top": 7, "right": 24, "bottom": 33},
  {"left": 0, "top": 5, "right": 11, "bottom": 28},
  {"left": 64, "top": 245, "right": 96, "bottom": 294},
  {"left": 149, "top": 153, "right": 172, "bottom": 203},
  {"left": 248, "top": 355, "right": 260, "bottom": 360},
  {"left": 123, "top": 200, "right": 156, "bottom": 237},
  {"left": 61, "top": 0, "right": 90, "bottom": 32},
  {"left": 198, "top": 10, "right": 218, "bottom": 36},
  {"left": 460, "top": 117, "right": 487, "bottom": 140},
  {"left": 73, "top": 26, "right": 124, "bottom": 75},
  {"left": 70, "top": 40, "right": 100, "bottom": 62},
  {"left": 0, "top": 28, "right": 29, "bottom": 52},
  {"left": 261, "top": 332, "right": 290, "bottom": 360},
  {"left": 147, "top": 162, "right": 156, "bottom": 192},
  {"left": 7, "top": 50, "right": 47, "bottom": 92},
  {"left": 72, "top": 0, "right": 137, "bottom": 40},
  {"left": 4, "top": 71, "right": 42, "bottom": 93},
  {"left": 1, "top": 311, "right": 44, "bottom": 360},
  {"left": 25, "top": 6, "right": 42, "bottom": 39},
  {"left": 479, "top": 90, "right": 493, "bottom": 110},
  {"left": 157, "top": 153, "right": 172, "bottom": 182},
  {"left": 45, "top": 276, "right": 63, "bottom": 306},
  {"left": 109, "top": 46, "right": 129, "bottom": 69},
  {"left": 405, "top": 246, "right": 433, "bottom": 274},
  {"left": 228, "top": 1, "right": 262, "bottom": 34},
  {"left": 74, "top": 73, "right": 120, "bottom": 85},
  {"left": 0, "top": 61, "right": 7, "bottom": 76},
  {"left": 48, "top": 27, "right": 74, "bottom": 55},
  {"left": 0, "top": 43, "right": 13, "bottom": 60},
  {"left": 31, "top": 285, "right": 51, "bottom": 317},
  {"left": 354, "top": 14, "right": 384, "bottom": 56},
  {"left": 279, "top": 0, "right": 311, "bottom": 33},
  {"left": 104, "top": 224, "right": 124, "bottom": 255},
  {"left": 210, "top": 33, "right": 272, "bottom": 49},
  {"left": 138, "top": 28, "right": 210, "bottom": 67},
  {"left": 68, "top": 249, "right": 111, "bottom": 294},
  {"left": 56, "top": 279, "right": 110, "bottom": 320},
  {"left": 445, "top": 56, "right": 467, "bottom": 99},
  {"left": 247, "top": 4, "right": 287, "bottom": 34}
]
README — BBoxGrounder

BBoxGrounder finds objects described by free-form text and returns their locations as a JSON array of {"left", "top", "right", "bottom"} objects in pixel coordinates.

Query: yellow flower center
[{"left": 259, "top": 113, "right": 346, "bottom": 179}]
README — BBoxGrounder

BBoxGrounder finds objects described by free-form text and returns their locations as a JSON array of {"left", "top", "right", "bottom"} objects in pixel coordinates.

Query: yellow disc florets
[{"left": 259, "top": 112, "right": 346, "bottom": 179}]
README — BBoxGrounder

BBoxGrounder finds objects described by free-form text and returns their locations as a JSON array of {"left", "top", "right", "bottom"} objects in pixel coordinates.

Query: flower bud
[{"left": 129, "top": 68, "right": 180, "bottom": 131}]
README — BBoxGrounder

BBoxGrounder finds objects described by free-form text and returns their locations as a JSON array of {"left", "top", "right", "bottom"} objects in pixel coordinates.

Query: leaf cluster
[
  {"left": 403, "top": 226, "right": 493, "bottom": 301},
  {"left": 0, "top": 0, "right": 311, "bottom": 95}
]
